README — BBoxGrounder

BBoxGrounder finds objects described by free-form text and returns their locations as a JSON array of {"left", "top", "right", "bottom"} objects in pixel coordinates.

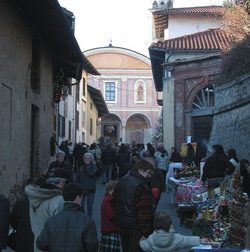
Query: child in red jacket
[{"left": 100, "top": 180, "right": 121, "bottom": 252}]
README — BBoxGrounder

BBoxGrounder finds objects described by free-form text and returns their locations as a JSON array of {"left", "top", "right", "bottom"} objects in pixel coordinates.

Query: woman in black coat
[
  {"left": 202, "top": 144, "right": 235, "bottom": 189},
  {"left": 76, "top": 153, "right": 97, "bottom": 218},
  {"left": 9, "top": 182, "right": 34, "bottom": 252},
  {"left": 185, "top": 143, "right": 195, "bottom": 166}
]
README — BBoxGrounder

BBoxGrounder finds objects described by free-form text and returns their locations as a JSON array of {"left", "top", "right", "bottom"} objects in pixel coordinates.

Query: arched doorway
[
  {"left": 191, "top": 85, "right": 214, "bottom": 160},
  {"left": 101, "top": 113, "right": 122, "bottom": 144},
  {"left": 125, "top": 114, "right": 150, "bottom": 144}
]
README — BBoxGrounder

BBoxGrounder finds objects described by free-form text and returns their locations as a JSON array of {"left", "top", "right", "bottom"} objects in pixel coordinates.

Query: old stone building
[
  {"left": 149, "top": 29, "right": 231, "bottom": 160},
  {"left": 84, "top": 46, "right": 159, "bottom": 144},
  {"left": 148, "top": 4, "right": 231, "bottom": 159},
  {"left": 0, "top": 0, "right": 96, "bottom": 194}
]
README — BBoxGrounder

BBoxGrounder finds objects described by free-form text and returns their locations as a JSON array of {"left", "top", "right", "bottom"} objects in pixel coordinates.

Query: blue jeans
[{"left": 81, "top": 192, "right": 95, "bottom": 218}]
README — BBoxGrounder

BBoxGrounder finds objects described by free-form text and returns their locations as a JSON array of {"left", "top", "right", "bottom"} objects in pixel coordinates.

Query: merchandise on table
[
  {"left": 226, "top": 174, "right": 247, "bottom": 248},
  {"left": 173, "top": 167, "right": 249, "bottom": 251},
  {"left": 176, "top": 178, "right": 201, "bottom": 202}
]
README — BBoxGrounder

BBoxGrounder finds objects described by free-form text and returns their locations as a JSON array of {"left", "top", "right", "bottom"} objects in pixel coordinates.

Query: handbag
[{"left": 7, "top": 230, "right": 17, "bottom": 250}]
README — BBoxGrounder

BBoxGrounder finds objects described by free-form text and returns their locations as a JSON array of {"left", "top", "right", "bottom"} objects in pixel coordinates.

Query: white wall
[
  {"left": 58, "top": 83, "right": 76, "bottom": 145},
  {"left": 165, "top": 15, "right": 221, "bottom": 39}
]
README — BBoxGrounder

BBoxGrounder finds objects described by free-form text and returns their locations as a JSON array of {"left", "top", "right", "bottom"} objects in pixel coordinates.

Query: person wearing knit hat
[{"left": 47, "top": 150, "right": 73, "bottom": 183}]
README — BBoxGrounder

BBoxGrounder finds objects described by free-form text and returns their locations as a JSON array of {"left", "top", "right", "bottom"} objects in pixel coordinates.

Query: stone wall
[
  {"left": 0, "top": 1, "right": 54, "bottom": 194},
  {"left": 209, "top": 74, "right": 250, "bottom": 159}
]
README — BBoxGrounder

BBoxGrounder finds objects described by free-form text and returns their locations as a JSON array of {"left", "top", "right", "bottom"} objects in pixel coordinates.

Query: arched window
[
  {"left": 134, "top": 80, "right": 146, "bottom": 103},
  {"left": 192, "top": 85, "right": 214, "bottom": 109}
]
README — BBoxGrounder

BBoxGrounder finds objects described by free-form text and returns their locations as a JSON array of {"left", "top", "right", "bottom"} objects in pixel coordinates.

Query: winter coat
[
  {"left": 10, "top": 194, "right": 34, "bottom": 252},
  {"left": 116, "top": 150, "right": 131, "bottom": 168},
  {"left": 0, "top": 193, "right": 9, "bottom": 250},
  {"left": 101, "top": 147, "right": 117, "bottom": 165},
  {"left": 116, "top": 150, "right": 131, "bottom": 178},
  {"left": 101, "top": 194, "right": 119, "bottom": 234},
  {"left": 202, "top": 153, "right": 235, "bottom": 182},
  {"left": 36, "top": 202, "right": 98, "bottom": 252},
  {"left": 112, "top": 170, "right": 154, "bottom": 235},
  {"left": 139, "top": 229, "right": 200, "bottom": 252},
  {"left": 25, "top": 185, "right": 64, "bottom": 252},
  {"left": 150, "top": 168, "right": 165, "bottom": 193},
  {"left": 47, "top": 160, "right": 73, "bottom": 183},
  {"left": 76, "top": 164, "right": 97, "bottom": 194},
  {"left": 154, "top": 151, "right": 169, "bottom": 171}
]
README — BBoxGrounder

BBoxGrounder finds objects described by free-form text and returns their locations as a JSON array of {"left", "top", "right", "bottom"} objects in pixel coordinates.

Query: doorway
[{"left": 192, "top": 116, "right": 213, "bottom": 161}]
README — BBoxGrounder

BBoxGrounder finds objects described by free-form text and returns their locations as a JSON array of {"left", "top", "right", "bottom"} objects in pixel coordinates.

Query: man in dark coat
[
  {"left": 101, "top": 143, "right": 117, "bottom": 183},
  {"left": 47, "top": 151, "right": 73, "bottom": 183},
  {"left": 36, "top": 183, "right": 98, "bottom": 252},
  {"left": 112, "top": 159, "right": 154, "bottom": 252},
  {"left": 0, "top": 193, "right": 9, "bottom": 252}
]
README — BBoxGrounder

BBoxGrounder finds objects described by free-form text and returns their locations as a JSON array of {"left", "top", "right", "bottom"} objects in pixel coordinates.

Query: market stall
[{"left": 167, "top": 166, "right": 249, "bottom": 251}]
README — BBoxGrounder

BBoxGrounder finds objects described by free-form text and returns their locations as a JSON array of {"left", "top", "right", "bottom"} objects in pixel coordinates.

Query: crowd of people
[{"left": 0, "top": 139, "right": 249, "bottom": 252}]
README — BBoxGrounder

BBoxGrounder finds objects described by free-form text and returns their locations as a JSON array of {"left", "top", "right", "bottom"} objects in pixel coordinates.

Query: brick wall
[{"left": 172, "top": 57, "right": 222, "bottom": 149}]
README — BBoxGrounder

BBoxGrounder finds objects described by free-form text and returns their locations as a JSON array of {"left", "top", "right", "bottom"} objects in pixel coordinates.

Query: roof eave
[
  {"left": 87, "top": 85, "right": 109, "bottom": 117},
  {"left": 9, "top": 0, "right": 97, "bottom": 79}
]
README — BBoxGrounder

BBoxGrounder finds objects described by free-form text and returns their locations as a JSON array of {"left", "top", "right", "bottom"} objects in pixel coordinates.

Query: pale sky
[{"left": 58, "top": 0, "right": 224, "bottom": 56}]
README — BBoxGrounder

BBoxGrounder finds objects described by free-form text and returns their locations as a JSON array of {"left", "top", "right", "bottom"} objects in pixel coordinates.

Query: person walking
[
  {"left": 0, "top": 193, "right": 9, "bottom": 252},
  {"left": 36, "top": 183, "right": 98, "bottom": 252},
  {"left": 116, "top": 144, "right": 131, "bottom": 179},
  {"left": 25, "top": 175, "right": 65, "bottom": 252},
  {"left": 154, "top": 143, "right": 169, "bottom": 188},
  {"left": 76, "top": 153, "right": 97, "bottom": 217},
  {"left": 202, "top": 144, "right": 235, "bottom": 189},
  {"left": 145, "top": 143, "right": 155, "bottom": 158},
  {"left": 101, "top": 143, "right": 117, "bottom": 183},
  {"left": 112, "top": 159, "right": 154, "bottom": 252},
  {"left": 100, "top": 180, "right": 121, "bottom": 252},
  {"left": 88, "top": 142, "right": 102, "bottom": 178},
  {"left": 148, "top": 160, "right": 165, "bottom": 209}
]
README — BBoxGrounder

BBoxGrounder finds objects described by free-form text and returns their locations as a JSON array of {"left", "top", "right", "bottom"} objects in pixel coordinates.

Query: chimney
[
  {"left": 157, "top": 0, "right": 173, "bottom": 9},
  {"left": 152, "top": 0, "right": 158, "bottom": 9},
  {"left": 167, "top": 0, "right": 173, "bottom": 8}
]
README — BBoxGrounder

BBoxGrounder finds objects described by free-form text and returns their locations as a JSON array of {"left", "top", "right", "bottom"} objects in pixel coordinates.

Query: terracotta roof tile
[
  {"left": 150, "top": 29, "right": 231, "bottom": 51},
  {"left": 152, "top": 6, "right": 224, "bottom": 15}
]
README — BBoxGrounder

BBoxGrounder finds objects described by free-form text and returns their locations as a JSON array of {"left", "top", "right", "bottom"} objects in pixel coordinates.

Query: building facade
[
  {"left": 149, "top": 4, "right": 231, "bottom": 159},
  {"left": 151, "top": 2, "right": 222, "bottom": 41},
  {"left": 0, "top": 0, "right": 96, "bottom": 194},
  {"left": 150, "top": 29, "right": 231, "bottom": 159},
  {"left": 84, "top": 46, "right": 160, "bottom": 145}
]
